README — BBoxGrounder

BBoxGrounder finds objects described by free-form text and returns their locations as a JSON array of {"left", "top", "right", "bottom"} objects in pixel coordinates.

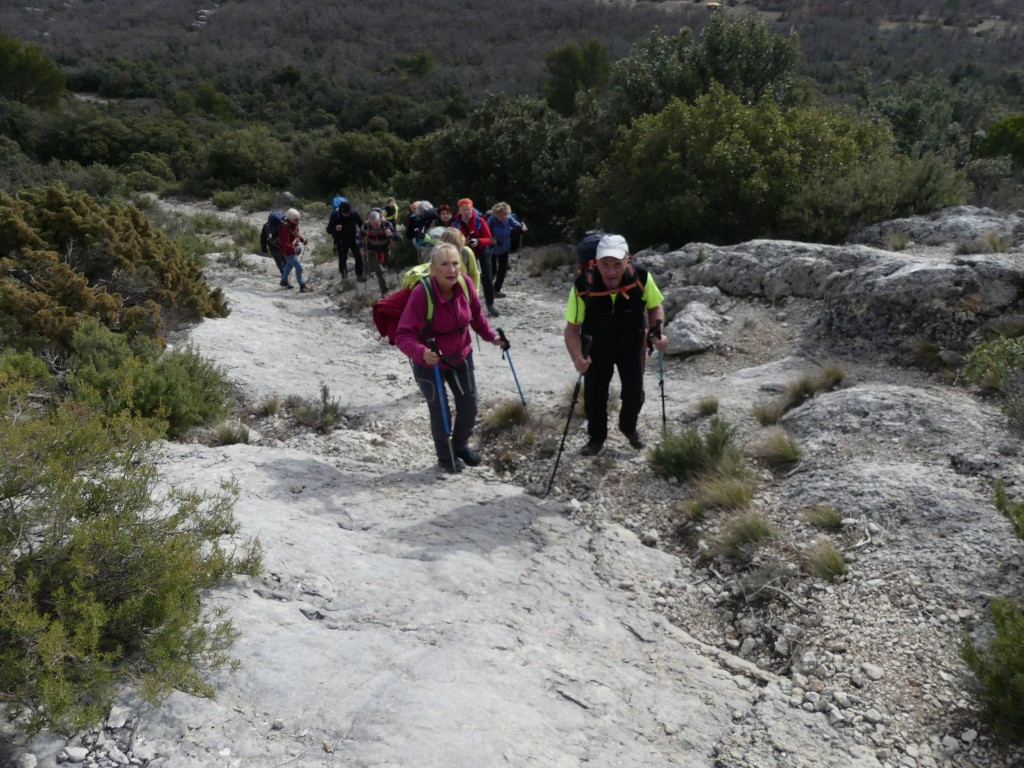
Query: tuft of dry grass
[
  {"left": 696, "top": 396, "right": 719, "bottom": 416},
  {"left": 803, "top": 541, "right": 847, "bottom": 580},
  {"left": 695, "top": 470, "right": 758, "bottom": 510},
  {"left": 803, "top": 504, "right": 844, "bottom": 531},
  {"left": 748, "top": 427, "right": 802, "bottom": 468},
  {"left": 752, "top": 401, "right": 785, "bottom": 426}
]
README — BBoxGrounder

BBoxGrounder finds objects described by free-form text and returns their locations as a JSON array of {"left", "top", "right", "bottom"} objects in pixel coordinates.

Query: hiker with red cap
[
  {"left": 450, "top": 197, "right": 498, "bottom": 317},
  {"left": 563, "top": 234, "right": 669, "bottom": 456}
]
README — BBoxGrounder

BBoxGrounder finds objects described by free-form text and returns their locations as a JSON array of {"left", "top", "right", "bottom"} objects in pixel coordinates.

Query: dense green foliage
[
  {"left": 0, "top": 392, "right": 260, "bottom": 735},
  {"left": 2, "top": 8, "right": 1017, "bottom": 245},
  {"left": 0, "top": 185, "right": 228, "bottom": 354},
  {"left": 0, "top": 182, "right": 254, "bottom": 736},
  {"left": 0, "top": 32, "right": 65, "bottom": 109}
]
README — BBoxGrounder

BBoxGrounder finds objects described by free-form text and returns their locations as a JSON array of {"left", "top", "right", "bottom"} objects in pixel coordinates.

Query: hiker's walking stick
[
  {"left": 648, "top": 319, "right": 666, "bottom": 433},
  {"left": 496, "top": 328, "right": 526, "bottom": 414},
  {"left": 546, "top": 334, "right": 592, "bottom": 496},
  {"left": 427, "top": 338, "right": 459, "bottom": 471}
]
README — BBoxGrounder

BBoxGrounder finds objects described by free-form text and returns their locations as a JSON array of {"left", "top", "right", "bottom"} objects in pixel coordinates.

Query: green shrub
[
  {"left": 965, "top": 336, "right": 1024, "bottom": 391},
  {"left": 293, "top": 384, "right": 345, "bottom": 432},
  {"left": 68, "top": 321, "right": 232, "bottom": 440},
  {"left": 214, "top": 420, "right": 250, "bottom": 445},
  {"left": 883, "top": 230, "right": 910, "bottom": 251},
  {"left": 0, "top": 395, "right": 261, "bottom": 736},
  {"left": 212, "top": 190, "right": 242, "bottom": 210},
  {"left": 961, "top": 597, "right": 1024, "bottom": 739},
  {"left": 649, "top": 417, "right": 740, "bottom": 482},
  {"left": 714, "top": 512, "right": 778, "bottom": 561}
]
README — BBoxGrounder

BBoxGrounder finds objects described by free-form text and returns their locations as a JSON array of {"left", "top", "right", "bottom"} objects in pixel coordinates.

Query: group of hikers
[{"left": 259, "top": 197, "right": 670, "bottom": 476}]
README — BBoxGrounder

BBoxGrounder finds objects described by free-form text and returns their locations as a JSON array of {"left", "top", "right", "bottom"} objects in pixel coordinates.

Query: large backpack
[
  {"left": 576, "top": 230, "right": 606, "bottom": 272},
  {"left": 264, "top": 211, "right": 286, "bottom": 244},
  {"left": 372, "top": 268, "right": 470, "bottom": 346}
]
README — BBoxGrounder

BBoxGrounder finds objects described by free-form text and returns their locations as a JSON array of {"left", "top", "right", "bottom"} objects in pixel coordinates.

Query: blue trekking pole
[
  {"left": 496, "top": 328, "right": 526, "bottom": 415},
  {"left": 427, "top": 338, "right": 459, "bottom": 471},
  {"left": 546, "top": 334, "right": 592, "bottom": 497}
]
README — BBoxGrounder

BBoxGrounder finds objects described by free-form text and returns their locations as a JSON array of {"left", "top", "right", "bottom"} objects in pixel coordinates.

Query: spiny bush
[
  {"left": 0, "top": 185, "right": 228, "bottom": 354},
  {"left": 0, "top": 388, "right": 261, "bottom": 736},
  {"left": 649, "top": 417, "right": 740, "bottom": 482}
]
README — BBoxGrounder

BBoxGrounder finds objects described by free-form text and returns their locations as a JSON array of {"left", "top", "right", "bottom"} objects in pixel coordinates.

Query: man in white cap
[{"left": 563, "top": 234, "right": 669, "bottom": 455}]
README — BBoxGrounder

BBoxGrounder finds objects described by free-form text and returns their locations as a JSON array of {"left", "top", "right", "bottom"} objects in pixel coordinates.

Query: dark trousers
[
  {"left": 491, "top": 250, "right": 510, "bottom": 292},
  {"left": 269, "top": 245, "right": 285, "bottom": 275},
  {"left": 583, "top": 348, "right": 645, "bottom": 443},
  {"left": 476, "top": 248, "right": 495, "bottom": 305},
  {"left": 411, "top": 355, "right": 478, "bottom": 461},
  {"left": 335, "top": 239, "right": 362, "bottom": 278}
]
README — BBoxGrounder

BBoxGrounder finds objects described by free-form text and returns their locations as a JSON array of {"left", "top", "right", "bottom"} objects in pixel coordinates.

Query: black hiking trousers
[
  {"left": 583, "top": 345, "right": 645, "bottom": 444},
  {"left": 335, "top": 238, "right": 362, "bottom": 278}
]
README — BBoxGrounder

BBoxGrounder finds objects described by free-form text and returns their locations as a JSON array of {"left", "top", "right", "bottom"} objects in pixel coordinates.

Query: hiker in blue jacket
[{"left": 485, "top": 202, "right": 527, "bottom": 300}]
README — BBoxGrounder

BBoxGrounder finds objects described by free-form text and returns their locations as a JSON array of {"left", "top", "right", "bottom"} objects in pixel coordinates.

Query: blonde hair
[
  {"left": 491, "top": 201, "right": 511, "bottom": 216},
  {"left": 438, "top": 227, "right": 466, "bottom": 249},
  {"left": 429, "top": 243, "right": 462, "bottom": 270}
]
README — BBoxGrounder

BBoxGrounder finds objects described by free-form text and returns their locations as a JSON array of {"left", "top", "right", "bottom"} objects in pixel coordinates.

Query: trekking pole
[
  {"left": 496, "top": 328, "right": 526, "bottom": 415},
  {"left": 545, "top": 334, "right": 592, "bottom": 497},
  {"left": 650, "top": 319, "right": 667, "bottom": 433},
  {"left": 427, "top": 338, "right": 459, "bottom": 471}
]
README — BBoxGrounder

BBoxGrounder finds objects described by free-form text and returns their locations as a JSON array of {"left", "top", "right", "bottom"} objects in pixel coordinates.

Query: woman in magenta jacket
[{"left": 396, "top": 243, "right": 505, "bottom": 472}]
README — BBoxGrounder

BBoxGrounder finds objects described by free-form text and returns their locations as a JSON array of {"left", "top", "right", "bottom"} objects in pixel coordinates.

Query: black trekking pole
[
  {"left": 546, "top": 334, "right": 592, "bottom": 496},
  {"left": 427, "top": 338, "right": 459, "bottom": 471},
  {"left": 648, "top": 320, "right": 666, "bottom": 434},
  {"left": 496, "top": 328, "right": 526, "bottom": 415}
]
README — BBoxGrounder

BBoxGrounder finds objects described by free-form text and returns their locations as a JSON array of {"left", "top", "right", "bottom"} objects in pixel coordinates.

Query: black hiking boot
[
  {"left": 626, "top": 432, "right": 645, "bottom": 450},
  {"left": 486, "top": 303, "right": 500, "bottom": 317},
  {"left": 580, "top": 439, "right": 604, "bottom": 457},
  {"left": 438, "top": 457, "right": 466, "bottom": 474},
  {"left": 494, "top": 290, "right": 506, "bottom": 298},
  {"left": 300, "top": 284, "right": 312, "bottom": 293},
  {"left": 455, "top": 446, "right": 482, "bottom": 467},
  {"left": 280, "top": 280, "right": 293, "bottom": 289}
]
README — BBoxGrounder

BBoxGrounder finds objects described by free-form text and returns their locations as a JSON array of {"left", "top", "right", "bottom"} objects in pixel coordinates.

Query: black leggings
[{"left": 491, "top": 250, "right": 510, "bottom": 292}]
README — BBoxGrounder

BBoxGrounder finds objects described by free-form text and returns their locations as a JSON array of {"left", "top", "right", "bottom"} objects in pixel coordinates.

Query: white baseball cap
[{"left": 596, "top": 234, "right": 629, "bottom": 260}]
